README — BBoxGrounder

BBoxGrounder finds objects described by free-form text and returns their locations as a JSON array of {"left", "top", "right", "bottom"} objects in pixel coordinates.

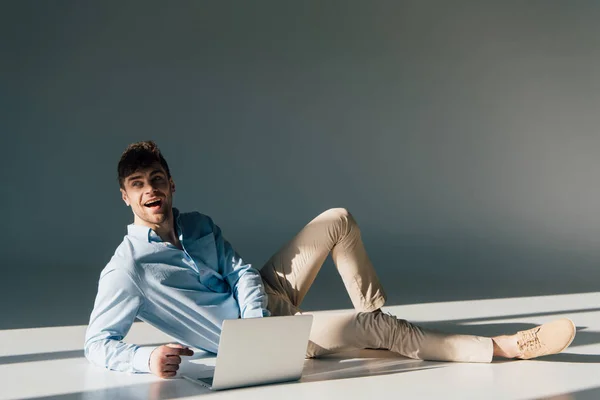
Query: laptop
[{"left": 182, "top": 315, "right": 313, "bottom": 391}]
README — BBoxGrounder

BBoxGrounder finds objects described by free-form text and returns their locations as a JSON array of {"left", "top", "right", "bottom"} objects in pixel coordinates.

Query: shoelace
[{"left": 518, "top": 327, "right": 542, "bottom": 352}]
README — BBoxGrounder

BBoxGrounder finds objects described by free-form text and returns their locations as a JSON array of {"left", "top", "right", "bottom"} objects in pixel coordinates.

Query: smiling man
[{"left": 85, "top": 141, "right": 577, "bottom": 378}]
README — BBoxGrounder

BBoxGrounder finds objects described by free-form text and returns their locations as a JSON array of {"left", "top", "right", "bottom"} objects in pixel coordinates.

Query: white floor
[{"left": 2, "top": 292, "right": 600, "bottom": 400}]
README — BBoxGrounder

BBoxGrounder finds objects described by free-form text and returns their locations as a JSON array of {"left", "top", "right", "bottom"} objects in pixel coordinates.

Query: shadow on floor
[
  {"left": 17, "top": 379, "right": 211, "bottom": 400},
  {"left": 534, "top": 353, "right": 600, "bottom": 364},
  {"left": 0, "top": 350, "right": 84, "bottom": 365},
  {"left": 301, "top": 349, "right": 443, "bottom": 382},
  {"left": 542, "top": 385, "right": 600, "bottom": 400},
  {"left": 0, "top": 344, "right": 167, "bottom": 365},
  {"left": 415, "top": 320, "right": 600, "bottom": 349},
  {"left": 431, "top": 307, "right": 600, "bottom": 325}
]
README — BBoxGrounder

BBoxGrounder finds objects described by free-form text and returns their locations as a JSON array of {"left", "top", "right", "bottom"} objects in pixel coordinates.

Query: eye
[
  {"left": 131, "top": 181, "right": 143, "bottom": 188},
  {"left": 153, "top": 176, "right": 164, "bottom": 181}
]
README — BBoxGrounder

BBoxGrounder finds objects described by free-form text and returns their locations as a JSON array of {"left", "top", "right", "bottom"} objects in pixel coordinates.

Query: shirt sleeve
[
  {"left": 84, "top": 267, "right": 156, "bottom": 373},
  {"left": 211, "top": 220, "right": 271, "bottom": 318}
]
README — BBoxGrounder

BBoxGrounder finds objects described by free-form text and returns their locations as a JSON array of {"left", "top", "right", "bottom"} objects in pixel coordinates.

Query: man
[{"left": 85, "top": 141, "right": 576, "bottom": 378}]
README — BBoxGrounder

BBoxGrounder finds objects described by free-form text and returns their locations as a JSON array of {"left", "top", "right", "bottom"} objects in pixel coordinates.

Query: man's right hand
[{"left": 149, "top": 343, "right": 194, "bottom": 378}]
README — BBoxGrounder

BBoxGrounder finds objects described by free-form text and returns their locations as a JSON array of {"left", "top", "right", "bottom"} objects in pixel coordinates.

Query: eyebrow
[
  {"left": 126, "top": 169, "right": 165, "bottom": 183},
  {"left": 149, "top": 169, "right": 165, "bottom": 176}
]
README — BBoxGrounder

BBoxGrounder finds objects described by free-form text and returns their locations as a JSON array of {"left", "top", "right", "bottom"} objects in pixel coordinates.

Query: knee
[
  {"left": 324, "top": 207, "right": 350, "bottom": 219},
  {"left": 322, "top": 208, "right": 356, "bottom": 227},
  {"left": 329, "top": 207, "right": 357, "bottom": 233},
  {"left": 314, "top": 208, "right": 358, "bottom": 240}
]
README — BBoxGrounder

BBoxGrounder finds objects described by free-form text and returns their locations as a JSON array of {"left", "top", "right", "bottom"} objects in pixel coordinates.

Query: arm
[
  {"left": 211, "top": 220, "right": 270, "bottom": 318},
  {"left": 84, "top": 268, "right": 155, "bottom": 373}
]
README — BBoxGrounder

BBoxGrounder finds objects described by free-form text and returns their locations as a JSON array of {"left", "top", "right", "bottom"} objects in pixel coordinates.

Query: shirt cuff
[
  {"left": 132, "top": 346, "right": 157, "bottom": 373},
  {"left": 242, "top": 308, "right": 270, "bottom": 318}
]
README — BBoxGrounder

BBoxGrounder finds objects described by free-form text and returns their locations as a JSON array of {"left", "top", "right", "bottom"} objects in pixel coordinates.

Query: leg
[
  {"left": 260, "top": 208, "right": 576, "bottom": 362},
  {"left": 260, "top": 208, "right": 386, "bottom": 313},
  {"left": 305, "top": 311, "right": 494, "bottom": 362},
  {"left": 260, "top": 208, "right": 490, "bottom": 362},
  {"left": 304, "top": 311, "right": 576, "bottom": 362}
]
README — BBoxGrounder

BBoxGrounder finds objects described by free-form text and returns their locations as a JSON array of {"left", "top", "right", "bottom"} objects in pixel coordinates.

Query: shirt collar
[{"left": 126, "top": 207, "right": 182, "bottom": 243}]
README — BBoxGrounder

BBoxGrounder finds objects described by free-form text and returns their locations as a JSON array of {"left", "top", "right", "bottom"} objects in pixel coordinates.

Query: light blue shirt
[{"left": 84, "top": 208, "right": 270, "bottom": 373}]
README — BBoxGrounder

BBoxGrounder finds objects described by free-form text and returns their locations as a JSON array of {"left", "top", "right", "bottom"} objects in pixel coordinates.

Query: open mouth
[{"left": 144, "top": 198, "right": 163, "bottom": 210}]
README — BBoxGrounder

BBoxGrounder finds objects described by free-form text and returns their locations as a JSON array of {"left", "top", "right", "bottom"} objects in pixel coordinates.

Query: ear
[
  {"left": 120, "top": 188, "right": 131, "bottom": 207},
  {"left": 170, "top": 178, "right": 176, "bottom": 193}
]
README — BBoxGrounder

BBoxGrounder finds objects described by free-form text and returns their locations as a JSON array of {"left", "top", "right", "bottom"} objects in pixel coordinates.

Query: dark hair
[{"left": 117, "top": 141, "right": 171, "bottom": 188}]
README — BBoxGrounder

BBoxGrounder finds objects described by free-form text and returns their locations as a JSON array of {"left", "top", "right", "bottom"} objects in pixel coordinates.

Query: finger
[
  {"left": 163, "top": 364, "right": 179, "bottom": 372},
  {"left": 161, "top": 371, "right": 177, "bottom": 378},
  {"left": 180, "top": 348, "right": 194, "bottom": 356},
  {"left": 165, "top": 355, "right": 182, "bottom": 364},
  {"left": 166, "top": 347, "right": 194, "bottom": 357},
  {"left": 166, "top": 343, "right": 186, "bottom": 349}
]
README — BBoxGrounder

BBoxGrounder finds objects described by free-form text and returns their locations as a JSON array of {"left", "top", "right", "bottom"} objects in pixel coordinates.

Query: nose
[{"left": 145, "top": 182, "right": 160, "bottom": 194}]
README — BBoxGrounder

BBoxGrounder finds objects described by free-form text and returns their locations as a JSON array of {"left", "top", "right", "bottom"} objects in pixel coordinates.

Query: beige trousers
[{"left": 260, "top": 208, "right": 493, "bottom": 363}]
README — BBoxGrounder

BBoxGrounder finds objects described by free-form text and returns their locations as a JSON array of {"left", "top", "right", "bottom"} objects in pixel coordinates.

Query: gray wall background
[{"left": 2, "top": 1, "right": 600, "bottom": 330}]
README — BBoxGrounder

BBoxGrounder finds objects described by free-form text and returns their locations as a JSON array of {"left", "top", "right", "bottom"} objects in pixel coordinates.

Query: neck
[{"left": 134, "top": 208, "right": 180, "bottom": 245}]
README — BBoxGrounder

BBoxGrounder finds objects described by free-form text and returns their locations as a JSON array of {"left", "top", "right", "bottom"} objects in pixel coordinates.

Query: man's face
[{"left": 120, "top": 164, "right": 175, "bottom": 227}]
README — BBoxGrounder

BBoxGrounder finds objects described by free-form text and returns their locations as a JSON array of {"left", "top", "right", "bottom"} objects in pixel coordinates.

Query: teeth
[{"left": 145, "top": 199, "right": 161, "bottom": 206}]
